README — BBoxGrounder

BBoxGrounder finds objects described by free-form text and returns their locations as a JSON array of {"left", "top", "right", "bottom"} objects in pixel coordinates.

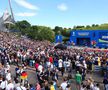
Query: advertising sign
[
  {"left": 55, "top": 35, "right": 62, "bottom": 43},
  {"left": 98, "top": 32, "right": 108, "bottom": 44},
  {"left": 78, "top": 32, "right": 89, "bottom": 36}
]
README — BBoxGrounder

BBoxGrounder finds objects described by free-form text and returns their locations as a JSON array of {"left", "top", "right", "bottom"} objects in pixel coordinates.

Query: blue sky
[{"left": 0, "top": 0, "right": 108, "bottom": 28}]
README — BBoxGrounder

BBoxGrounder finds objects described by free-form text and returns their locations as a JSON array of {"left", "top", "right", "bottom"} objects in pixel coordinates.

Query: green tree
[
  {"left": 92, "top": 24, "right": 96, "bottom": 27},
  {"left": 38, "top": 26, "right": 55, "bottom": 42},
  {"left": 86, "top": 25, "right": 91, "bottom": 29},
  {"left": 27, "top": 25, "right": 39, "bottom": 39},
  {"left": 15, "top": 20, "right": 31, "bottom": 35},
  {"left": 53, "top": 26, "right": 63, "bottom": 35}
]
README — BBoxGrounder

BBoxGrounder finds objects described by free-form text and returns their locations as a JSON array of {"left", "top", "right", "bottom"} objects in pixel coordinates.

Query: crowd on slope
[{"left": 0, "top": 32, "right": 108, "bottom": 90}]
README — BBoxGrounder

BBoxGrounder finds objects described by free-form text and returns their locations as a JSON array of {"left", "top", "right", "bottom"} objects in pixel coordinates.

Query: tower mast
[{"left": 8, "top": 0, "right": 14, "bottom": 21}]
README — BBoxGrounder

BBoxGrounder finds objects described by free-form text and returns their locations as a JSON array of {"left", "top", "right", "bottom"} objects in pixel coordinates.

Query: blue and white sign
[
  {"left": 78, "top": 32, "right": 89, "bottom": 36},
  {"left": 99, "top": 32, "right": 108, "bottom": 44},
  {"left": 55, "top": 35, "right": 62, "bottom": 43},
  {"left": 72, "top": 32, "right": 75, "bottom": 36}
]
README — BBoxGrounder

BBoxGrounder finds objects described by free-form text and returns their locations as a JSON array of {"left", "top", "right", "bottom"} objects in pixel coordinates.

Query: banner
[
  {"left": 99, "top": 32, "right": 108, "bottom": 44},
  {"left": 55, "top": 35, "right": 62, "bottom": 43}
]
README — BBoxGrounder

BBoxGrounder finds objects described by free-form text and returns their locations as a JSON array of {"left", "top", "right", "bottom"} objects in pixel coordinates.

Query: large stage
[{"left": 70, "top": 30, "right": 108, "bottom": 48}]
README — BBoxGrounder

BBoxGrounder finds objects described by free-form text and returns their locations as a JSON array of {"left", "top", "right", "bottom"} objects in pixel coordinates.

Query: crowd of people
[{"left": 0, "top": 32, "right": 108, "bottom": 90}]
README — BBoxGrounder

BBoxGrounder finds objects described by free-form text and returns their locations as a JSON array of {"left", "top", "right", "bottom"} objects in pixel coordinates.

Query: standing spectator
[
  {"left": 75, "top": 71, "right": 82, "bottom": 90},
  {"left": 29, "top": 84, "right": 35, "bottom": 90},
  {"left": 58, "top": 58, "right": 64, "bottom": 76},
  {"left": 49, "top": 55, "right": 53, "bottom": 64},
  {"left": 16, "top": 83, "right": 26, "bottom": 90},
  {"left": 66, "top": 84, "right": 71, "bottom": 90},
  {"left": 60, "top": 78, "right": 67, "bottom": 90},
  {"left": 80, "top": 84, "right": 86, "bottom": 90},
  {"left": 93, "top": 83, "right": 100, "bottom": 90},
  {"left": 103, "top": 77, "right": 108, "bottom": 90},
  {"left": 0, "top": 76, "right": 8, "bottom": 90},
  {"left": 6, "top": 80, "right": 14, "bottom": 90},
  {"left": 6, "top": 70, "right": 11, "bottom": 81},
  {"left": 36, "top": 83, "right": 41, "bottom": 90},
  {"left": 35, "top": 62, "right": 39, "bottom": 72},
  {"left": 44, "top": 80, "right": 50, "bottom": 90},
  {"left": 86, "top": 77, "right": 94, "bottom": 90},
  {"left": 50, "top": 81, "right": 55, "bottom": 90}
]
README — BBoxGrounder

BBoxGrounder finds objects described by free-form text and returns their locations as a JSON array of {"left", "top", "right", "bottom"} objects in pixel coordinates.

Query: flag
[{"left": 20, "top": 71, "right": 28, "bottom": 80}]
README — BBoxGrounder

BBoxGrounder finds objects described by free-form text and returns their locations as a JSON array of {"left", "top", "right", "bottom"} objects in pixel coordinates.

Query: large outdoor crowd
[{"left": 0, "top": 32, "right": 108, "bottom": 90}]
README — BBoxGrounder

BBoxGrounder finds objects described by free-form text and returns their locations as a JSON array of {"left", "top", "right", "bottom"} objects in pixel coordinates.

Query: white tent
[{"left": 0, "top": 9, "right": 14, "bottom": 32}]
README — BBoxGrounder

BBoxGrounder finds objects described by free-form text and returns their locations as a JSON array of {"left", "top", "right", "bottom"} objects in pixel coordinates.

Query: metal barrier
[{"left": 93, "top": 65, "right": 102, "bottom": 71}]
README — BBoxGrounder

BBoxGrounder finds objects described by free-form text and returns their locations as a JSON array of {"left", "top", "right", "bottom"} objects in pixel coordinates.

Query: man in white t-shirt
[
  {"left": 0, "top": 78, "right": 8, "bottom": 89},
  {"left": 58, "top": 59, "right": 63, "bottom": 68},
  {"left": 6, "top": 70, "right": 11, "bottom": 81},
  {"left": 46, "top": 61, "right": 51, "bottom": 68},
  {"left": 60, "top": 78, "right": 67, "bottom": 90},
  {"left": 83, "top": 60, "right": 87, "bottom": 69},
  {"left": 6, "top": 80, "right": 14, "bottom": 90},
  {"left": 16, "top": 84, "right": 26, "bottom": 90},
  {"left": 38, "top": 64, "right": 43, "bottom": 73},
  {"left": 93, "top": 84, "right": 100, "bottom": 90},
  {"left": 76, "top": 54, "right": 80, "bottom": 60},
  {"left": 17, "top": 51, "right": 21, "bottom": 57},
  {"left": 5, "top": 63, "right": 10, "bottom": 74}
]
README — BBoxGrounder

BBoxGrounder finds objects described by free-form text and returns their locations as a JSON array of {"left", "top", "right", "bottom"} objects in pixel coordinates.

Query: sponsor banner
[
  {"left": 55, "top": 35, "right": 62, "bottom": 43},
  {"left": 77, "top": 32, "right": 89, "bottom": 36},
  {"left": 99, "top": 32, "right": 108, "bottom": 43}
]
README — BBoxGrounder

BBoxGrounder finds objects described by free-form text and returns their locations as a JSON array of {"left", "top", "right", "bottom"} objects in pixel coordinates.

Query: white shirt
[
  {"left": 14, "top": 83, "right": 20, "bottom": 88},
  {"left": 63, "top": 61, "right": 67, "bottom": 67},
  {"left": 20, "top": 69, "right": 24, "bottom": 73},
  {"left": 0, "top": 80, "right": 8, "bottom": 89},
  {"left": 58, "top": 59, "right": 63, "bottom": 68},
  {"left": 17, "top": 51, "right": 21, "bottom": 57},
  {"left": 6, "top": 83, "right": 14, "bottom": 90},
  {"left": 16, "top": 86, "right": 26, "bottom": 90},
  {"left": 23, "top": 55, "right": 26, "bottom": 61},
  {"left": 16, "top": 69, "right": 20, "bottom": 74},
  {"left": 80, "top": 87, "right": 85, "bottom": 90},
  {"left": 46, "top": 61, "right": 51, "bottom": 67},
  {"left": 75, "top": 61, "right": 79, "bottom": 66},
  {"left": 76, "top": 55, "right": 80, "bottom": 60},
  {"left": 6, "top": 64, "right": 10, "bottom": 70},
  {"left": 38, "top": 65, "right": 43, "bottom": 72},
  {"left": 40, "top": 51, "right": 45, "bottom": 55},
  {"left": 5, "top": 67, "right": 9, "bottom": 74},
  {"left": 50, "top": 64, "right": 54, "bottom": 69},
  {"left": 66, "top": 61, "right": 70, "bottom": 67},
  {"left": 61, "top": 82, "right": 67, "bottom": 90},
  {"left": 93, "top": 87, "right": 100, "bottom": 90},
  {"left": 90, "top": 83, "right": 94, "bottom": 89},
  {"left": 6, "top": 73, "right": 11, "bottom": 81},
  {"left": 84, "top": 63, "right": 87, "bottom": 69}
]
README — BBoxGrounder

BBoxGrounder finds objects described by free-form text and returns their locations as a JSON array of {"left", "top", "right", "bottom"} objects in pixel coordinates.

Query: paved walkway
[{"left": 10, "top": 65, "right": 104, "bottom": 90}]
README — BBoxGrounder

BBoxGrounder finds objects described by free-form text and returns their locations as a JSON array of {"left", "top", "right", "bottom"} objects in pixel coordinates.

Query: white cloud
[
  {"left": 15, "top": 12, "right": 37, "bottom": 17},
  {"left": 14, "top": 0, "right": 39, "bottom": 10},
  {"left": 57, "top": 3, "right": 68, "bottom": 11}
]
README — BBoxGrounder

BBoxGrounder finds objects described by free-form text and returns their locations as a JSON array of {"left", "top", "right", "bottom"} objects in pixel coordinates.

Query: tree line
[
  {"left": 73, "top": 23, "right": 108, "bottom": 30},
  {"left": 10, "top": 20, "right": 108, "bottom": 42}
]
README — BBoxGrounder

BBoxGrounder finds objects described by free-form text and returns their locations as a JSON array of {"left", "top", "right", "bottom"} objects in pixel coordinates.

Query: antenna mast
[{"left": 8, "top": 0, "right": 14, "bottom": 21}]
